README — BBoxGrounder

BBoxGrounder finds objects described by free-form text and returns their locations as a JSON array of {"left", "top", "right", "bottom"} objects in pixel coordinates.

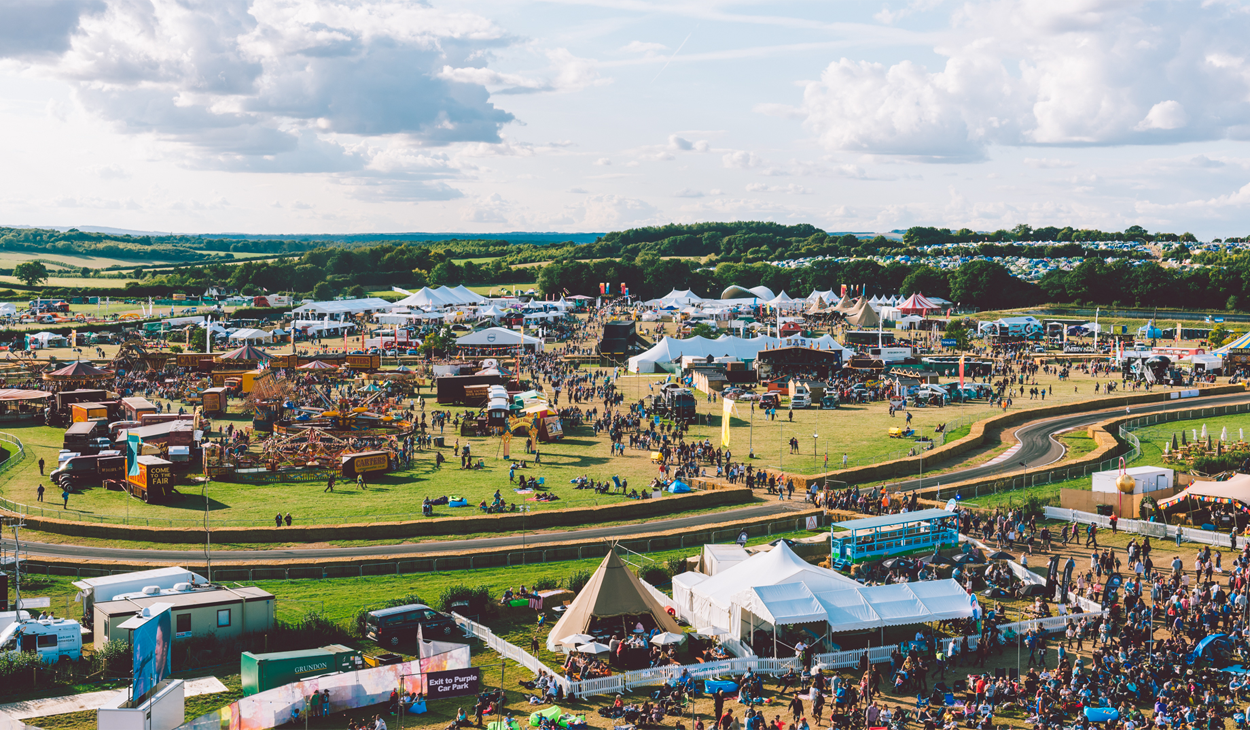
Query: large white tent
[
  {"left": 627, "top": 334, "right": 854, "bottom": 373},
  {"left": 674, "top": 544, "right": 975, "bottom": 640},
  {"left": 228, "top": 328, "right": 273, "bottom": 343},
  {"left": 456, "top": 327, "right": 542, "bottom": 351},
  {"left": 673, "top": 543, "right": 859, "bottom": 635},
  {"left": 646, "top": 289, "right": 705, "bottom": 306}
]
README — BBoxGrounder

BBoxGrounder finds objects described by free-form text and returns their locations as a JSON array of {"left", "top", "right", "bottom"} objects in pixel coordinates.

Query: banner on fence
[{"left": 175, "top": 646, "right": 471, "bottom": 730}]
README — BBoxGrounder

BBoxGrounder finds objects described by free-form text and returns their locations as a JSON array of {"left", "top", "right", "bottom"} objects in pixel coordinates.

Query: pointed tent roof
[
  {"left": 297, "top": 360, "right": 338, "bottom": 370},
  {"left": 547, "top": 549, "right": 681, "bottom": 642},
  {"left": 897, "top": 292, "right": 940, "bottom": 316},
  {"left": 833, "top": 295, "right": 857, "bottom": 314},
  {"left": 846, "top": 297, "right": 881, "bottom": 328},
  {"left": 43, "top": 360, "right": 114, "bottom": 381},
  {"left": 453, "top": 285, "right": 487, "bottom": 304},
  {"left": 218, "top": 344, "right": 270, "bottom": 361},
  {"left": 806, "top": 296, "right": 828, "bottom": 313}
]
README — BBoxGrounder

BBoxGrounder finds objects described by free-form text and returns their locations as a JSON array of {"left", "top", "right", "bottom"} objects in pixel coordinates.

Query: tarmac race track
[
  {"left": 888, "top": 391, "right": 1250, "bottom": 492},
  {"left": 6, "top": 390, "right": 1250, "bottom": 564}
]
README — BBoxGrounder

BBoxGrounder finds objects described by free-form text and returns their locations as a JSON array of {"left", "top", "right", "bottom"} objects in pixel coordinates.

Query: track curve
[{"left": 7, "top": 390, "right": 1249, "bottom": 563}]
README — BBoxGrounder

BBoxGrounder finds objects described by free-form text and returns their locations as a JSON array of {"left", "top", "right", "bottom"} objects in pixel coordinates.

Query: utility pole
[{"left": 202, "top": 480, "right": 212, "bottom": 583}]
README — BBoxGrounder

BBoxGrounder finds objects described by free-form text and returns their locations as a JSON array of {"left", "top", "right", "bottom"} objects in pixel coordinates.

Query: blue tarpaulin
[{"left": 667, "top": 480, "right": 691, "bottom": 493}]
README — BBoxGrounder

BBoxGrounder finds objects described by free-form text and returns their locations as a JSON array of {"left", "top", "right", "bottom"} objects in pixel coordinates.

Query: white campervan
[{"left": 0, "top": 618, "right": 84, "bottom": 663}]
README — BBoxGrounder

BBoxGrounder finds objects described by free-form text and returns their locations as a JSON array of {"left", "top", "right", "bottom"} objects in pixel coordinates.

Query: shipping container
[{"left": 241, "top": 645, "right": 362, "bottom": 695}]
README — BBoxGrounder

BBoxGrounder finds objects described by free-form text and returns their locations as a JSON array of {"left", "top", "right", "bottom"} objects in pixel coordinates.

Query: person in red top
[{"left": 975, "top": 676, "right": 987, "bottom": 704}]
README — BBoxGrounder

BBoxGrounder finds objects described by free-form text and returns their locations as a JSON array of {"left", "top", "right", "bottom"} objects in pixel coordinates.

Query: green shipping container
[{"left": 241, "top": 645, "right": 362, "bottom": 695}]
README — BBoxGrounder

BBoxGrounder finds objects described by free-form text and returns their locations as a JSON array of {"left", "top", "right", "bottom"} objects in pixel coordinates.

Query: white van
[
  {"left": 790, "top": 385, "right": 812, "bottom": 409},
  {"left": 0, "top": 618, "right": 84, "bottom": 663}
]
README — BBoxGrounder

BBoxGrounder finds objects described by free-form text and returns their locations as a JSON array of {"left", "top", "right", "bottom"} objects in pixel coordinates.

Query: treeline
[
  {"left": 903, "top": 224, "right": 1199, "bottom": 246},
  {"left": 538, "top": 255, "right": 1036, "bottom": 310},
  {"left": 130, "top": 243, "right": 534, "bottom": 298}
]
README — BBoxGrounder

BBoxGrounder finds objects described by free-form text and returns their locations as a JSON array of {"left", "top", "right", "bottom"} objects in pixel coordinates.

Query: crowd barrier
[
  {"left": 454, "top": 605, "right": 1106, "bottom": 700},
  {"left": 1043, "top": 507, "right": 1242, "bottom": 549}
]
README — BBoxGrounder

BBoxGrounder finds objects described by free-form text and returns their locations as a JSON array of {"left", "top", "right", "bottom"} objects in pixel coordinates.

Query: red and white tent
[{"left": 897, "top": 292, "right": 941, "bottom": 316}]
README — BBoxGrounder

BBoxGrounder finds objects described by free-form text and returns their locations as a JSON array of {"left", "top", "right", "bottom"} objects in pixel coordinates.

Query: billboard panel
[{"left": 132, "top": 607, "right": 173, "bottom": 702}]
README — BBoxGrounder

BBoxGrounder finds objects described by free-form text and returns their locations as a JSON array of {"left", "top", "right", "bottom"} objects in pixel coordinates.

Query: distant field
[
  {"left": 466, "top": 282, "right": 537, "bottom": 295},
  {"left": 0, "top": 276, "right": 134, "bottom": 289},
  {"left": 0, "top": 251, "right": 179, "bottom": 269}
]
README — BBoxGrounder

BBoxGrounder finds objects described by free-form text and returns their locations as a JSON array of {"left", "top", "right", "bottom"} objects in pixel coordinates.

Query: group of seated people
[
  {"left": 696, "top": 644, "right": 730, "bottom": 663},
  {"left": 499, "top": 585, "right": 544, "bottom": 604},
  {"left": 519, "top": 673, "right": 565, "bottom": 705},
  {"left": 563, "top": 652, "right": 611, "bottom": 681},
  {"left": 480, "top": 498, "right": 519, "bottom": 513}
]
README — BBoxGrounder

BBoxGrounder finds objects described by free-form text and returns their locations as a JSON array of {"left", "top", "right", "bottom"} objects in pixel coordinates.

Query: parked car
[{"left": 364, "top": 603, "right": 459, "bottom": 647}]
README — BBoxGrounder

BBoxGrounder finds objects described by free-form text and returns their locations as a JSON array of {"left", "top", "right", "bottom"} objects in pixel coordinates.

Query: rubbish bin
[{"left": 434, "top": 436, "right": 445, "bottom": 448}]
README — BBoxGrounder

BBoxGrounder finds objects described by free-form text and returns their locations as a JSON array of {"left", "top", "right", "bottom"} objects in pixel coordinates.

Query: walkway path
[{"left": 0, "top": 676, "right": 228, "bottom": 720}]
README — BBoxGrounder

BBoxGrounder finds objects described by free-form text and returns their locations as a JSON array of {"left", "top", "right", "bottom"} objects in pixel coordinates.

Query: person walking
[
  {"left": 324, "top": 474, "right": 335, "bottom": 493},
  {"left": 36, "top": 484, "right": 44, "bottom": 502},
  {"left": 61, "top": 489, "right": 69, "bottom": 509},
  {"left": 358, "top": 474, "right": 366, "bottom": 490},
  {"left": 275, "top": 513, "right": 283, "bottom": 528},
  {"left": 37, "top": 458, "right": 44, "bottom": 476}
]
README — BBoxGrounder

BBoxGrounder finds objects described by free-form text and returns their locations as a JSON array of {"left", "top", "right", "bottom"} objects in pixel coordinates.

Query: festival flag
[
  {"left": 958, "top": 353, "right": 965, "bottom": 388},
  {"left": 721, "top": 397, "right": 735, "bottom": 448}
]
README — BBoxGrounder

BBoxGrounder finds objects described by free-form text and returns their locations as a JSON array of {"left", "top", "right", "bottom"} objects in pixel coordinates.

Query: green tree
[
  {"left": 944, "top": 320, "right": 971, "bottom": 350},
  {"left": 189, "top": 329, "right": 207, "bottom": 352},
  {"left": 900, "top": 265, "right": 950, "bottom": 298},
  {"left": 313, "top": 281, "right": 334, "bottom": 301},
  {"left": 689, "top": 322, "right": 718, "bottom": 338},
  {"left": 949, "top": 260, "right": 1015, "bottom": 310},
  {"left": 13, "top": 261, "right": 48, "bottom": 287}
]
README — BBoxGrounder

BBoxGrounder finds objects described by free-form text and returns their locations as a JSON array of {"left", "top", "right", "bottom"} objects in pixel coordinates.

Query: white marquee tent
[
  {"left": 456, "top": 327, "right": 542, "bottom": 351},
  {"left": 673, "top": 543, "right": 975, "bottom": 640},
  {"left": 228, "top": 328, "right": 273, "bottom": 343},
  {"left": 672, "top": 543, "right": 858, "bottom": 635},
  {"left": 627, "top": 334, "right": 854, "bottom": 373}
]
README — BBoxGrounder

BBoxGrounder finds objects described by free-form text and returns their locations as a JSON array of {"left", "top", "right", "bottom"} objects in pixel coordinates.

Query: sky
[{"left": 2, "top": 0, "right": 1250, "bottom": 238}]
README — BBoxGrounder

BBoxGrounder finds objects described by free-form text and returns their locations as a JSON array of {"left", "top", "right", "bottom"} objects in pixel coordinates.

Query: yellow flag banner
[{"left": 721, "top": 397, "right": 735, "bottom": 448}]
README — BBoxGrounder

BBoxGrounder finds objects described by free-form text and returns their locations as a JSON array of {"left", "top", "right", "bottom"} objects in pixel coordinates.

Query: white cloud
[
  {"left": 791, "top": 1, "right": 1250, "bottom": 161},
  {"left": 674, "top": 188, "right": 704, "bottom": 197},
  {"left": 1023, "top": 158, "right": 1076, "bottom": 169},
  {"left": 594, "top": 157, "right": 612, "bottom": 165},
  {"left": 621, "top": 40, "right": 667, "bottom": 55},
  {"left": 1135, "top": 100, "right": 1188, "bottom": 131},
  {"left": 722, "top": 150, "right": 764, "bottom": 168},
  {"left": 668, "top": 134, "right": 710, "bottom": 152}
]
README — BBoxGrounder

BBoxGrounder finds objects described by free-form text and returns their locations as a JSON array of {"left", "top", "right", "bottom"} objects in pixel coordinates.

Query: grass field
[
  {"left": 0, "top": 339, "right": 1168, "bottom": 527},
  {"left": 17, "top": 519, "right": 1232, "bottom": 730},
  {"left": 961, "top": 409, "right": 1250, "bottom": 511},
  {"left": 0, "top": 357, "right": 1139, "bottom": 526}
]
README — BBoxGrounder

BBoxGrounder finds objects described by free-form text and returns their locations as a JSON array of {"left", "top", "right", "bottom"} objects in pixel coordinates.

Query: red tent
[{"left": 897, "top": 292, "right": 941, "bottom": 316}]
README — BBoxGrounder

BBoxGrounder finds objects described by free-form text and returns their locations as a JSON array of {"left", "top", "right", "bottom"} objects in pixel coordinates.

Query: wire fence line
[
  {"left": 16, "top": 514, "right": 819, "bottom": 579},
  {"left": 943, "top": 401, "right": 1250, "bottom": 503}
]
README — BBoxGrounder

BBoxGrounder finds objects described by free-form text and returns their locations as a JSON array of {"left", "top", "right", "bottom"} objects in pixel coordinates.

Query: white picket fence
[
  {"left": 454, "top": 608, "right": 1106, "bottom": 700},
  {"left": 1043, "top": 507, "right": 1242, "bottom": 549}
]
